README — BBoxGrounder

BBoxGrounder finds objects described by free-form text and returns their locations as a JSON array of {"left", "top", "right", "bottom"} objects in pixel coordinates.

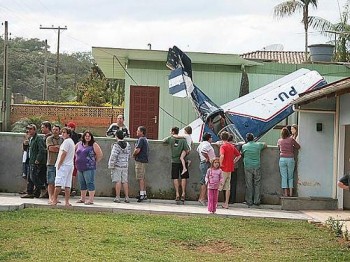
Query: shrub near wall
[{"left": 10, "top": 104, "right": 124, "bottom": 136}]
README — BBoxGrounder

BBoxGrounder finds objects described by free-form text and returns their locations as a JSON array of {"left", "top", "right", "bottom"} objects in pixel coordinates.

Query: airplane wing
[
  {"left": 166, "top": 46, "right": 327, "bottom": 142},
  {"left": 221, "top": 69, "right": 326, "bottom": 139},
  {"left": 182, "top": 69, "right": 326, "bottom": 142}
]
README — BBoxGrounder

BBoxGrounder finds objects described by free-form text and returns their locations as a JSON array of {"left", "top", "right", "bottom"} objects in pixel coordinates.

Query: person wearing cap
[
  {"left": 66, "top": 122, "right": 81, "bottom": 144},
  {"left": 21, "top": 124, "right": 47, "bottom": 199},
  {"left": 196, "top": 132, "right": 215, "bottom": 206},
  {"left": 106, "top": 114, "right": 129, "bottom": 138},
  {"left": 242, "top": 133, "right": 267, "bottom": 206}
]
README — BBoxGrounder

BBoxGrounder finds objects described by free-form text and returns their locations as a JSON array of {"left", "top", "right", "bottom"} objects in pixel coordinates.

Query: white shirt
[
  {"left": 183, "top": 134, "right": 193, "bottom": 150},
  {"left": 197, "top": 141, "right": 215, "bottom": 162},
  {"left": 55, "top": 138, "right": 75, "bottom": 166}
]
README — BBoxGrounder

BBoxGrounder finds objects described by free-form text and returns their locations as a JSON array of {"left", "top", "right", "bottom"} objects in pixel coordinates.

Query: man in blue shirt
[{"left": 133, "top": 126, "right": 149, "bottom": 202}]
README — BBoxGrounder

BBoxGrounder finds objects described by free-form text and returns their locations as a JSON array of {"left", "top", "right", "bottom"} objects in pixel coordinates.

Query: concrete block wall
[{"left": 0, "top": 132, "right": 283, "bottom": 204}]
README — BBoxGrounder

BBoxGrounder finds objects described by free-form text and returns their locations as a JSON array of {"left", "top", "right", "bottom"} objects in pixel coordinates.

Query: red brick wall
[{"left": 10, "top": 104, "right": 124, "bottom": 133}]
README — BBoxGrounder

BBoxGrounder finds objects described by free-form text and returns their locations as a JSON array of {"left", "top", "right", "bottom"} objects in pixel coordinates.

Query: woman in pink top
[
  {"left": 205, "top": 158, "right": 223, "bottom": 214},
  {"left": 277, "top": 127, "right": 300, "bottom": 197}
]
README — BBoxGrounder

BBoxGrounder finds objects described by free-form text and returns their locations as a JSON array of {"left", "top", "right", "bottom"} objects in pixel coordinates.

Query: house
[
  {"left": 292, "top": 78, "right": 350, "bottom": 209},
  {"left": 92, "top": 47, "right": 349, "bottom": 144}
]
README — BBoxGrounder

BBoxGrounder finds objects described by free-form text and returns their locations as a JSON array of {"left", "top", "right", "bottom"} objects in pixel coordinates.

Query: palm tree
[
  {"left": 309, "top": 0, "right": 350, "bottom": 62},
  {"left": 274, "top": 0, "right": 319, "bottom": 61}
]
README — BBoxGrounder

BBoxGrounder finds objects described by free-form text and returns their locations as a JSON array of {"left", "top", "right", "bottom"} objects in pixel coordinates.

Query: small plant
[
  {"left": 325, "top": 216, "right": 344, "bottom": 238},
  {"left": 343, "top": 226, "right": 349, "bottom": 241}
]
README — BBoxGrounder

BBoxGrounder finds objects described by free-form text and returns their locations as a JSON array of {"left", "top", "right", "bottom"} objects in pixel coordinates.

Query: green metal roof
[{"left": 92, "top": 47, "right": 261, "bottom": 79}]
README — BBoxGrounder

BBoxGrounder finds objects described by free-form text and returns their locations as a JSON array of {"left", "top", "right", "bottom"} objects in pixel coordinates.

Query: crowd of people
[{"left": 20, "top": 115, "right": 308, "bottom": 214}]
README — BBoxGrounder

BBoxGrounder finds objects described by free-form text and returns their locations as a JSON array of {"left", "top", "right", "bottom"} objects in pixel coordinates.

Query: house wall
[
  {"left": 0, "top": 132, "right": 283, "bottom": 204},
  {"left": 122, "top": 59, "right": 350, "bottom": 143},
  {"left": 297, "top": 112, "right": 335, "bottom": 197},
  {"left": 340, "top": 94, "right": 350, "bottom": 125},
  {"left": 340, "top": 94, "right": 350, "bottom": 208},
  {"left": 343, "top": 126, "right": 350, "bottom": 209}
]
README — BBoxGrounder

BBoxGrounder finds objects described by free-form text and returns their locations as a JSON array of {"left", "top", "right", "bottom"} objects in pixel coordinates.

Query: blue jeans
[
  {"left": 78, "top": 170, "right": 96, "bottom": 191},
  {"left": 279, "top": 157, "right": 295, "bottom": 189},
  {"left": 244, "top": 167, "right": 261, "bottom": 205},
  {"left": 199, "top": 161, "right": 210, "bottom": 185},
  {"left": 46, "top": 165, "right": 56, "bottom": 185}
]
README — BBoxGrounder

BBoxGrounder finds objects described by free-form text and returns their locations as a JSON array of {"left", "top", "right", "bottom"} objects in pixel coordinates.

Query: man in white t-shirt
[
  {"left": 196, "top": 132, "right": 216, "bottom": 206},
  {"left": 51, "top": 127, "right": 75, "bottom": 207}
]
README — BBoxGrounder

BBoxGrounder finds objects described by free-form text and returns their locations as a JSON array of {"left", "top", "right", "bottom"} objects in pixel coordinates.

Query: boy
[{"left": 108, "top": 130, "right": 131, "bottom": 203}]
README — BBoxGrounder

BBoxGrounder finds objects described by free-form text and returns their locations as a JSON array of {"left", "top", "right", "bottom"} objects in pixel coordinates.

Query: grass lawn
[{"left": 0, "top": 208, "right": 349, "bottom": 261}]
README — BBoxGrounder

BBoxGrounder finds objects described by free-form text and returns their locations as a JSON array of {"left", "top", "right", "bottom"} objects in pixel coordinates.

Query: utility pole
[
  {"left": 43, "top": 39, "right": 48, "bottom": 100},
  {"left": 1, "top": 21, "right": 9, "bottom": 131},
  {"left": 40, "top": 25, "right": 67, "bottom": 89}
]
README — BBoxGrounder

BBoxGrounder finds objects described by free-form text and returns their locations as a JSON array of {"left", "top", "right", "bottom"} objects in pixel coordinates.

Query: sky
[{"left": 0, "top": 0, "right": 348, "bottom": 55}]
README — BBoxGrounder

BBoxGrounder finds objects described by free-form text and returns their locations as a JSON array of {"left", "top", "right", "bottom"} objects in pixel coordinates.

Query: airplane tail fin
[
  {"left": 167, "top": 46, "right": 194, "bottom": 98},
  {"left": 166, "top": 46, "right": 192, "bottom": 78},
  {"left": 168, "top": 67, "right": 194, "bottom": 97}
]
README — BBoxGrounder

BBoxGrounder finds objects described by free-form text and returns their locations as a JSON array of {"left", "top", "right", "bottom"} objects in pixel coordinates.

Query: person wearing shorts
[
  {"left": 46, "top": 125, "right": 63, "bottom": 204},
  {"left": 163, "top": 127, "right": 190, "bottom": 203},
  {"left": 219, "top": 131, "right": 241, "bottom": 209},
  {"left": 133, "top": 126, "right": 149, "bottom": 202},
  {"left": 51, "top": 127, "right": 75, "bottom": 207},
  {"left": 109, "top": 130, "right": 131, "bottom": 203}
]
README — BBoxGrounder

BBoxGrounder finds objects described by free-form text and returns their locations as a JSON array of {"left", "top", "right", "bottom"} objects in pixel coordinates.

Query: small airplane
[{"left": 166, "top": 46, "right": 327, "bottom": 143}]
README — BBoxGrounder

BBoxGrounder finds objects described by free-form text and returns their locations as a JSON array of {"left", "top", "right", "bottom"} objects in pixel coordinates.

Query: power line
[
  {"left": 111, "top": 54, "right": 187, "bottom": 126},
  {"left": 40, "top": 25, "right": 67, "bottom": 89}
]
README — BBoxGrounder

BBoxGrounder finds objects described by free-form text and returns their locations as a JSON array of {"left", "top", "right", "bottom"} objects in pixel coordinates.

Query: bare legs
[
  {"left": 283, "top": 188, "right": 293, "bottom": 197},
  {"left": 222, "top": 190, "right": 230, "bottom": 209},
  {"left": 180, "top": 151, "right": 187, "bottom": 175},
  {"left": 51, "top": 186, "right": 71, "bottom": 206},
  {"left": 198, "top": 184, "right": 207, "bottom": 202},
  {"left": 173, "top": 179, "right": 187, "bottom": 200},
  {"left": 48, "top": 184, "right": 55, "bottom": 203},
  {"left": 115, "top": 182, "right": 129, "bottom": 200}
]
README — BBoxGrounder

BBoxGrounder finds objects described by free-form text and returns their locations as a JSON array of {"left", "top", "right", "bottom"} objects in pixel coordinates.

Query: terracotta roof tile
[{"left": 241, "top": 50, "right": 307, "bottom": 64}]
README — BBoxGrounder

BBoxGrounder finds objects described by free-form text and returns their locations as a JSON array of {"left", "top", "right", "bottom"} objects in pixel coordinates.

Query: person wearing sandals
[
  {"left": 75, "top": 130, "right": 103, "bottom": 205},
  {"left": 219, "top": 131, "right": 241, "bottom": 209},
  {"left": 108, "top": 130, "right": 131, "bottom": 203},
  {"left": 51, "top": 127, "right": 75, "bottom": 206},
  {"left": 163, "top": 127, "right": 190, "bottom": 204}
]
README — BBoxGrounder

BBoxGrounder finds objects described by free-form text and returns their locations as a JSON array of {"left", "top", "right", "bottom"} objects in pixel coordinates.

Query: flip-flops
[
  {"left": 84, "top": 201, "right": 94, "bottom": 205},
  {"left": 76, "top": 199, "right": 85, "bottom": 203}
]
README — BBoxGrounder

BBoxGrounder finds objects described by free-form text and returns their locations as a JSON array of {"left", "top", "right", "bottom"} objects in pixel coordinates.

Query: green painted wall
[{"left": 124, "top": 60, "right": 350, "bottom": 144}]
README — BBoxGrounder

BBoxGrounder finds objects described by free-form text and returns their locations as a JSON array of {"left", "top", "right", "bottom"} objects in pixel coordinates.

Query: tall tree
[
  {"left": 308, "top": 0, "right": 350, "bottom": 62},
  {"left": 274, "top": 0, "right": 318, "bottom": 61},
  {"left": 0, "top": 37, "right": 93, "bottom": 101}
]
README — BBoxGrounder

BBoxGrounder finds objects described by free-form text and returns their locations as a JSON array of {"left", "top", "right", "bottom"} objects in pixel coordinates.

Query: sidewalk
[{"left": 1, "top": 193, "right": 350, "bottom": 226}]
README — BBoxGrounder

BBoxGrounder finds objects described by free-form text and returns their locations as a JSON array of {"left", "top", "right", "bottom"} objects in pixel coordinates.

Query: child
[
  {"left": 205, "top": 158, "right": 223, "bottom": 214},
  {"left": 108, "top": 130, "right": 131, "bottom": 203},
  {"left": 177, "top": 126, "right": 193, "bottom": 175}
]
